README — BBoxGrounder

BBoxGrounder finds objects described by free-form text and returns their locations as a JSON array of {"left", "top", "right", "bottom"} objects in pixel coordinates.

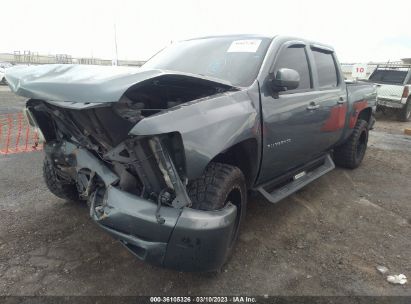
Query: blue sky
[{"left": 1, "top": 0, "right": 410, "bottom": 63}]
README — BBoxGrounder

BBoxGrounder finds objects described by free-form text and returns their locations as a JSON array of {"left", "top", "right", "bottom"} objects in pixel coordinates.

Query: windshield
[
  {"left": 142, "top": 37, "right": 272, "bottom": 87},
  {"left": 369, "top": 69, "right": 408, "bottom": 84}
]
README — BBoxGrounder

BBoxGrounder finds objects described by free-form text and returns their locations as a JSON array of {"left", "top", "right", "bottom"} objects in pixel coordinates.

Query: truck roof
[
  {"left": 184, "top": 34, "right": 335, "bottom": 52},
  {"left": 185, "top": 34, "right": 275, "bottom": 41}
]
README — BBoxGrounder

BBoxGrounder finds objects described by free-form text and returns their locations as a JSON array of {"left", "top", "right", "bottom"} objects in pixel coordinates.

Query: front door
[{"left": 257, "top": 43, "right": 331, "bottom": 184}]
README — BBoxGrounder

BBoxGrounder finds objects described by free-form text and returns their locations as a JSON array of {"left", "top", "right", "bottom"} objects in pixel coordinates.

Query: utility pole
[{"left": 113, "top": 23, "right": 119, "bottom": 66}]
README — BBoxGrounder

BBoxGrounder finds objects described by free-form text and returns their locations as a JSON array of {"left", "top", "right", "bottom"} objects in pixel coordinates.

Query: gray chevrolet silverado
[{"left": 6, "top": 35, "right": 377, "bottom": 271}]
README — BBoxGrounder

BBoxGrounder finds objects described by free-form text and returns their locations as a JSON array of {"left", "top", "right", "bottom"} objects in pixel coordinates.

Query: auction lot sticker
[{"left": 227, "top": 39, "right": 261, "bottom": 52}]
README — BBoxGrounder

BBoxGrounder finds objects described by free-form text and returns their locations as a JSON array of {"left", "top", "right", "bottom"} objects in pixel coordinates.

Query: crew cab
[
  {"left": 6, "top": 35, "right": 377, "bottom": 271},
  {"left": 368, "top": 64, "right": 411, "bottom": 121}
]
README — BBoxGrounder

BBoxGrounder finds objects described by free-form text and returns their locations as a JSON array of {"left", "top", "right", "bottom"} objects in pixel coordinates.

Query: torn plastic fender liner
[
  {"left": 149, "top": 136, "right": 191, "bottom": 208},
  {"left": 129, "top": 90, "right": 260, "bottom": 180},
  {"left": 91, "top": 186, "right": 238, "bottom": 271}
]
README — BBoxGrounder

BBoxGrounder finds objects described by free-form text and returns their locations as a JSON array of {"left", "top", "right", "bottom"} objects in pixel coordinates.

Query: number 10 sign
[{"left": 352, "top": 63, "right": 367, "bottom": 79}]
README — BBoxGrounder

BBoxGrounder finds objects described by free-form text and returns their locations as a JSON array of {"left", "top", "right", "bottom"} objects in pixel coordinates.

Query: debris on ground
[
  {"left": 376, "top": 265, "right": 389, "bottom": 275},
  {"left": 387, "top": 274, "right": 407, "bottom": 285}
]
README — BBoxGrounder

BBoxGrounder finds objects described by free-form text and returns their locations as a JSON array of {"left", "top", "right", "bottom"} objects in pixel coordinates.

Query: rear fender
[
  {"left": 340, "top": 103, "right": 375, "bottom": 144},
  {"left": 349, "top": 101, "right": 371, "bottom": 128}
]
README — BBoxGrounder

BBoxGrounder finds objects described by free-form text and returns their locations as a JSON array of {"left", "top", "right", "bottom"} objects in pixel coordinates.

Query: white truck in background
[
  {"left": 0, "top": 66, "right": 5, "bottom": 84},
  {"left": 0, "top": 62, "right": 13, "bottom": 85},
  {"left": 368, "top": 64, "right": 411, "bottom": 121}
]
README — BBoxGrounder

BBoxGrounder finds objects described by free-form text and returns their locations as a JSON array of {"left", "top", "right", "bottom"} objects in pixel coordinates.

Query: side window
[
  {"left": 274, "top": 46, "right": 311, "bottom": 91},
  {"left": 312, "top": 49, "right": 338, "bottom": 89}
]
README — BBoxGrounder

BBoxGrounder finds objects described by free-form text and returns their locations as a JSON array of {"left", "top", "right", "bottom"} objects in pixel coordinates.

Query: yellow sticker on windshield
[{"left": 227, "top": 40, "right": 262, "bottom": 53}]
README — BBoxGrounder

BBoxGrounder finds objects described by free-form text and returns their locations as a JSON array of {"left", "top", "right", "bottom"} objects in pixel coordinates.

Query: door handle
[
  {"left": 307, "top": 102, "right": 320, "bottom": 110},
  {"left": 337, "top": 97, "right": 345, "bottom": 104}
]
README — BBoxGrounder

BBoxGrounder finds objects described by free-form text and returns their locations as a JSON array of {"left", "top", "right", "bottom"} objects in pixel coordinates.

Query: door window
[
  {"left": 369, "top": 69, "right": 407, "bottom": 84},
  {"left": 312, "top": 49, "right": 338, "bottom": 89},
  {"left": 274, "top": 46, "right": 312, "bottom": 91}
]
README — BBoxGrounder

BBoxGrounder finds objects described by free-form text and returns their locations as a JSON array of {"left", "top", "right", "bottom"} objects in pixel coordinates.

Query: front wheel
[
  {"left": 187, "top": 162, "right": 247, "bottom": 259},
  {"left": 334, "top": 119, "right": 369, "bottom": 169},
  {"left": 43, "top": 157, "right": 80, "bottom": 201}
]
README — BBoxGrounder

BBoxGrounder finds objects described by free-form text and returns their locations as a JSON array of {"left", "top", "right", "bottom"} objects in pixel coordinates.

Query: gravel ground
[{"left": 0, "top": 87, "right": 410, "bottom": 296}]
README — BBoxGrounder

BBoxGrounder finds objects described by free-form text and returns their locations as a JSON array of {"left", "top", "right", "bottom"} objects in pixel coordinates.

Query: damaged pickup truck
[{"left": 6, "top": 35, "right": 377, "bottom": 271}]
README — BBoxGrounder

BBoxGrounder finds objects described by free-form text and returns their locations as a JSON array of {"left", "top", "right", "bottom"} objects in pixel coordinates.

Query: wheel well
[
  {"left": 358, "top": 107, "right": 372, "bottom": 124},
  {"left": 210, "top": 138, "right": 259, "bottom": 189}
]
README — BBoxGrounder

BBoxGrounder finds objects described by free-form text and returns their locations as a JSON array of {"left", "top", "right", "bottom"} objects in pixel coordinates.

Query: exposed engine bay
[
  {"left": 26, "top": 75, "right": 235, "bottom": 216},
  {"left": 115, "top": 75, "right": 232, "bottom": 125}
]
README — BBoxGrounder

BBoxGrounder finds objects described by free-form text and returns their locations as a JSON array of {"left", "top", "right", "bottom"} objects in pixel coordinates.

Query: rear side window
[
  {"left": 369, "top": 69, "right": 408, "bottom": 84},
  {"left": 274, "top": 46, "right": 311, "bottom": 91},
  {"left": 312, "top": 49, "right": 338, "bottom": 89}
]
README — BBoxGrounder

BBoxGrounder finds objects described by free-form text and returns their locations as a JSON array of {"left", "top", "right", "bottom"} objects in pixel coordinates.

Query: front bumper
[
  {"left": 91, "top": 186, "right": 237, "bottom": 272},
  {"left": 377, "top": 98, "right": 404, "bottom": 109},
  {"left": 45, "top": 140, "right": 238, "bottom": 272}
]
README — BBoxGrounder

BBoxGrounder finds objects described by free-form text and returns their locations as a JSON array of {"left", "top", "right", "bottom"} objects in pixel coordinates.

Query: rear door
[{"left": 307, "top": 46, "right": 347, "bottom": 148}]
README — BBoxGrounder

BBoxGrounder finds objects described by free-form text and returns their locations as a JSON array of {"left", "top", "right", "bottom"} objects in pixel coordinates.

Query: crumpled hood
[{"left": 5, "top": 64, "right": 236, "bottom": 103}]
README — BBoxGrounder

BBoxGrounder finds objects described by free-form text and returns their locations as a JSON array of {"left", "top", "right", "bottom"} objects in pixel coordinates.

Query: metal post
[{"left": 113, "top": 23, "right": 119, "bottom": 66}]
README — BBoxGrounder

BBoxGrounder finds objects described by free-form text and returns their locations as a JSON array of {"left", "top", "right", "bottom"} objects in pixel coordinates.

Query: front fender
[{"left": 129, "top": 90, "right": 260, "bottom": 179}]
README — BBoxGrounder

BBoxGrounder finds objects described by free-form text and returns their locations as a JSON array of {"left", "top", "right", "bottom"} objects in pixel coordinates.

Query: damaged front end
[
  {"left": 21, "top": 69, "right": 242, "bottom": 271},
  {"left": 43, "top": 137, "right": 237, "bottom": 271}
]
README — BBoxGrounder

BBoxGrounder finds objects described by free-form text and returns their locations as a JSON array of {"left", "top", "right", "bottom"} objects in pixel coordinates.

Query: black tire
[
  {"left": 187, "top": 162, "right": 247, "bottom": 255},
  {"left": 43, "top": 157, "right": 79, "bottom": 201},
  {"left": 334, "top": 119, "right": 369, "bottom": 169},
  {"left": 398, "top": 98, "right": 411, "bottom": 122},
  {"left": 376, "top": 105, "right": 387, "bottom": 115}
]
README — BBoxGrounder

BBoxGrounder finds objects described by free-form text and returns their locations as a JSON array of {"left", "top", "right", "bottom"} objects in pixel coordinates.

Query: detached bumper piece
[{"left": 91, "top": 187, "right": 237, "bottom": 272}]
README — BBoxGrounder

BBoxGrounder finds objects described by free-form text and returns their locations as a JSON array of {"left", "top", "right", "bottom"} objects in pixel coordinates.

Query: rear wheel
[
  {"left": 398, "top": 98, "right": 411, "bottom": 122},
  {"left": 43, "top": 157, "right": 79, "bottom": 201},
  {"left": 334, "top": 119, "right": 369, "bottom": 169},
  {"left": 187, "top": 162, "right": 247, "bottom": 257}
]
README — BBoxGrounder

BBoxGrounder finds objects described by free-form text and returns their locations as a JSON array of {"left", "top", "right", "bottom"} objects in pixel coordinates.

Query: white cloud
[{"left": 1, "top": 0, "right": 410, "bottom": 62}]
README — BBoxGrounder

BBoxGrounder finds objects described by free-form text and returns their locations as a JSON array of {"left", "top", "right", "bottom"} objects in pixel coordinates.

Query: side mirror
[{"left": 271, "top": 68, "right": 300, "bottom": 91}]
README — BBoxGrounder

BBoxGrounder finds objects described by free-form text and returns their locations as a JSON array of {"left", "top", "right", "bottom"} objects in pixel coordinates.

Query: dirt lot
[{"left": 0, "top": 86, "right": 410, "bottom": 296}]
